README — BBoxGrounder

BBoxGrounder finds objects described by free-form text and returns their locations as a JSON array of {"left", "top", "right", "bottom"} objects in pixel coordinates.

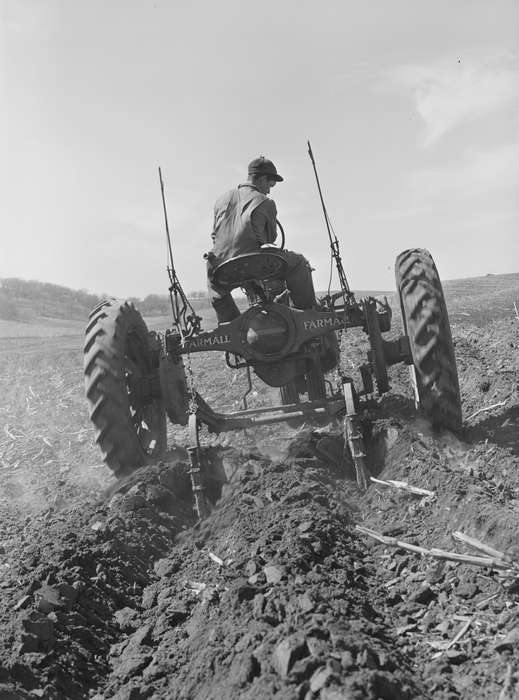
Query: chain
[
  {"left": 336, "top": 327, "right": 347, "bottom": 387},
  {"left": 181, "top": 335, "right": 198, "bottom": 414},
  {"left": 179, "top": 335, "right": 211, "bottom": 519}
]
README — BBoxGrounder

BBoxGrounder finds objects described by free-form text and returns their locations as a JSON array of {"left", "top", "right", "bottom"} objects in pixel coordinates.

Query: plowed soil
[{"left": 0, "top": 278, "right": 518, "bottom": 700}]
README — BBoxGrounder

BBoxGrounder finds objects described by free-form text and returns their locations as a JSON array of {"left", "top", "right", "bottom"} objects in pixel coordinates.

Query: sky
[{"left": 1, "top": 0, "right": 518, "bottom": 297}]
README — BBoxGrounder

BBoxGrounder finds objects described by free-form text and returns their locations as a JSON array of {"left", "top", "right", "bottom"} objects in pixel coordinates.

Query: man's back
[
  {"left": 211, "top": 184, "right": 277, "bottom": 263},
  {"left": 207, "top": 156, "right": 316, "bottom": 323}
]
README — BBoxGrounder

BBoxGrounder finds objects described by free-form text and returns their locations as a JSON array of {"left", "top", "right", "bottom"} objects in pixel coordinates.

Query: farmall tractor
[{"left": 83, "top": 150, "right": 462, "bottom": 517}]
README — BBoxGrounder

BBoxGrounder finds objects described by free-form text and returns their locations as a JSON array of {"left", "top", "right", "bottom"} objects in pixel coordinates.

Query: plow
[{"left": 83, "top": 146, "right": 462, "bottom": 518}]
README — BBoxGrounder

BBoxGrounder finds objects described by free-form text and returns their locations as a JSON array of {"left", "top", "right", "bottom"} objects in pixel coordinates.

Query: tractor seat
[{"left": 212, "top": 252, "right": 288, "bottom": 291}]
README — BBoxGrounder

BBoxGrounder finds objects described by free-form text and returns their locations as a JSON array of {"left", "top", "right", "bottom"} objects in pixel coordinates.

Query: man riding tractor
[
  {"left": 206, "top": 157, "right": 316, "bottom": 321},
  {"left": 205, "top": 156, "right": 339, "bottom": 376}
]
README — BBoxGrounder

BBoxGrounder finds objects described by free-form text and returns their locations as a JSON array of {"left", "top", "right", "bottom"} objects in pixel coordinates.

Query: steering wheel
[
  {"left": 261, "top": 219, "right": 286, "bottom": 252},
  {"left": 275, "top": 219, "right": 285, "bottom": 250}
]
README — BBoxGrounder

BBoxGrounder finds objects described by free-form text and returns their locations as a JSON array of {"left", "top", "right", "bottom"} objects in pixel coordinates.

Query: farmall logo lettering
[
  {"left": 186, "top": 334, "right": 231, "bottom": 349},
  {"left": 303, "top": 316, "right": 343, "bottom": 331}
]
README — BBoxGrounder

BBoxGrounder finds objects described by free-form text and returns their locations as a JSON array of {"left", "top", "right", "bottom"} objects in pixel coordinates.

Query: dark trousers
[{"left": 208, "top": 249, "right": 316, "bottom": 324}]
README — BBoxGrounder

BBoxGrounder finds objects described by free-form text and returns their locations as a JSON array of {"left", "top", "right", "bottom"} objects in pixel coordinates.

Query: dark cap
[{"left": 248, "top": 156, "right": 284, "bottom": 182}]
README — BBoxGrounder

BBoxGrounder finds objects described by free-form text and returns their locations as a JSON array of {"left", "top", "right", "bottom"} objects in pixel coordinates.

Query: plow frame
[{"left": 159, "top": 293, "right": 412, "bottom": 519}]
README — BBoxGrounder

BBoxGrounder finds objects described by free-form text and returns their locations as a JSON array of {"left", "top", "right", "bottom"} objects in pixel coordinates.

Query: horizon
[{"left": 2, "top": 268, "right": 518, "bottom": 301}]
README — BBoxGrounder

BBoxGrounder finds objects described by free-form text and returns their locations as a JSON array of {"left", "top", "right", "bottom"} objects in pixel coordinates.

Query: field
[{"left": 0, "top": 272, "right": 518, "bottom": 699}]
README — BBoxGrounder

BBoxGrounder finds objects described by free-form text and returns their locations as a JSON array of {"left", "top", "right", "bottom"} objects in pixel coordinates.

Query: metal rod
[
  {"left": 193, "top": 398, "right": 347, "bottom": 433},
  {"left": 157, "top": 167, "right": 202, "bottom": 337},
  {"left": 196, "top": 400, "right": 345, "bottom": 427},
  {"left": 307, "top": 141, "right": 351, "bottom": 296},
  {"left": 307, "top": 141, "right": 334, "bottom": 248},
  {"left": 158, "top": 166, "right": 176, "bottom": 276},
  {"left": 216, "top": 399, "right": 339, "bottom": 417},
  {"left": 242, "top": 366, "right": 253, "bottom": 410},
  {"left": 158, "top": 166, "right": 181, "bottom": 323},
  {"left": 247, "top": 408, "right": 328, "bottom": 424}
]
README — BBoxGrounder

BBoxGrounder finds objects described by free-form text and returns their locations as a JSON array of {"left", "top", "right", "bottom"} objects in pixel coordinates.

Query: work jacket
[{"left": 209, "top": 184, "right": 277, "bottom": 265}]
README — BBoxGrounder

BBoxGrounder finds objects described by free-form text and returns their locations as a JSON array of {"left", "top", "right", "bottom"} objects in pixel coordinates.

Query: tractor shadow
[
  {"left": 464, "top": 404, "right": 519, "bottom": 457},
  {"left": 287, "top": 417, "right": 402, "bottom": 482}
]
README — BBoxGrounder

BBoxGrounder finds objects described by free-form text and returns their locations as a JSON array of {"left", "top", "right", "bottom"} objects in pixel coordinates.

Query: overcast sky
[{"left": 2, "top": 0, "right": 518, "bottom": 297}]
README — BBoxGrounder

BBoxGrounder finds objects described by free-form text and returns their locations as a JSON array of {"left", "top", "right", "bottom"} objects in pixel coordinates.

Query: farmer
[{"left": 206, "top": 156, "right": 316, "bottom": 323}]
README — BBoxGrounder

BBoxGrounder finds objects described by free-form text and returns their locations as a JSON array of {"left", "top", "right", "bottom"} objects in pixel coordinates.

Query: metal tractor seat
[{"left": 212, "top": 251, "right": 288, "bottom": 291}]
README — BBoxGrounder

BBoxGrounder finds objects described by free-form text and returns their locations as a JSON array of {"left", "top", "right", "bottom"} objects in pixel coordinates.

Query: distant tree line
[{"left": 0, "top": 278, "right": 209, "bottom": 321}]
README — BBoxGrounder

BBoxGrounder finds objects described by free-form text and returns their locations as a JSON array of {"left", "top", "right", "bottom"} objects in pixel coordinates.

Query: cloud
[{"left": 392, "top": 52, "right": 519, "bottom": 146}]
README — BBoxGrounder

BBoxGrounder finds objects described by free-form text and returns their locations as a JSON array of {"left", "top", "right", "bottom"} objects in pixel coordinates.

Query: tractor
[{"left": 83, "top": 150, "right": 462, "bottom": 518}]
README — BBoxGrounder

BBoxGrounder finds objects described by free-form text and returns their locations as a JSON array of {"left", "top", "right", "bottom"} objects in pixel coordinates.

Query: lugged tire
[
  {"left": 305, "top": 359, "right": 329, "bottom": 426},
  {"left": 83, "top": 299, "right": 166, "bottom": 478},
  {"left": 279, "top": 380, "right": 306, "bottom": 428},
  {"left": 395, "top": 248, "right": 462, "bottom": 431},
  {"left": 306, "top": 359, "right": 326, "bottom": 401},
  {"left": 280, "top": 380, "right": 299, "bottom": 405},
  {"left": 159, "top": 352, "right": 189, "bottom": 426}
]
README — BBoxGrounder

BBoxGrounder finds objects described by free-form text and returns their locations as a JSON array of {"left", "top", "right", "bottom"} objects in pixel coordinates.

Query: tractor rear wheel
[
  {"left": 84, "top": 299, "right": 166, "bottom": 478},
  {"left": 280, "top": 380, "right": 299, "bottom": 405},
  {"left": 306, "top": 358, "right": 326, "bottom": 401},
  {"left": 279, "top": 380, "right": 306, "bottom": 427},
  {"left": 159, "top": 351, "right": 189, "bottom": 426},
  {"left": 306, "top": 358, "right": 329, "bottom": 426},
  {"left": 395, "top": 248, "right": 462, "bottom": 431}
]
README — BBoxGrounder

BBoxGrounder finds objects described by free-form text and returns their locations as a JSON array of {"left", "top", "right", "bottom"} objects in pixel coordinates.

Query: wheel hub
[{"left": 243, "top": 307, "right": 291, "bottom": 356}]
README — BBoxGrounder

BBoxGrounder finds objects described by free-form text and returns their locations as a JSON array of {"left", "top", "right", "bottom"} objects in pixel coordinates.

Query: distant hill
[
  {"left": 0, "top": 279, "right": 104, "bottom": 321},
  {"left": 1, "top": 272, "right": 518, "bottom": 326},
  {"left": 0, "top": 278, "right": 177, "bottom": 321},
  {"left": 442, "top": 272, "right": 519, "bottom": 325}
]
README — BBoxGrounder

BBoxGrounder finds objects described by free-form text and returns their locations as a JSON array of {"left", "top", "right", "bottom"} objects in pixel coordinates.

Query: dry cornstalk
[
  {"left": 356, "top": 526, "right": 430, "bottom": 555},
  {"left": 445, "top": 617, "right": 472, "bottom": 649},
  {"left": 429, "top": 547, "right": 509, "bottom": 567},
  {"left": 452, "top": 531, "right": 511, "bottom": 563},
  {"left": 476, "top": 592, "right": 499, "bottom": 608},
  {"left": 370, "top": 477, "right": 435, "bottom": 498},
  {"left": 384, "top": 576, "right": 402, "bottom": 588},
  {"left": 4, "top": 425, "right": 19, "bottom": 440},
  {"left": 208, "top": 552, "right": 224, "bottom": 566},
  {"left": 498, "top": 663, "right": 514, "bottom": 700},
  {"left": 452, "top": 615, "right": 471, "bottom": 623},
  {"left": 355, "top": 526, "right": 519, "bottom": 572},
  {"left": 466, "top": 400, "right": 507, "bottom": 422},
  {"left": 431, "top": 618, "right": 472, "bottom": 657}
]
